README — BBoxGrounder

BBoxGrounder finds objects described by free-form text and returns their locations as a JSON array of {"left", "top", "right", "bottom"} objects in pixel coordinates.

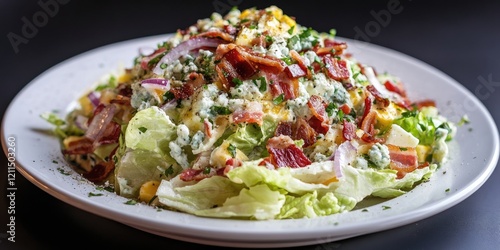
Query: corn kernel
[
  {"left": 118, "top": 73, "right": 131, "bottom": 83},
  {"left": 139, "top": 180, "right": 161, "bottom": 203},
  {"left": 240, "top": 9, "right": 252, "bottom": 19},
  {"left": 78, "top": 93, "right": 94, "bottom": 116},
  {"left": 281, "top": 15, "right": 296, "bottom": 27},
  {"left": 416, "top": 145, "right": 431, "bottom": 163}
]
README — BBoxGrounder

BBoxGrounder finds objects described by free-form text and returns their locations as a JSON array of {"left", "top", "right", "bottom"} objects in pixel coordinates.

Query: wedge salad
[{"left": 43, "top": 6, "right": 457, "bottom": 220}]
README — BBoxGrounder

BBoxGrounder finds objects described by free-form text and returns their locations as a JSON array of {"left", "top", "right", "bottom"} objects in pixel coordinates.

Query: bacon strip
[
  {"left": 83, "top": 160, "right": 115, "bottom": 183},
  {"left": 289, "top": 50, "right": 312, "bottom": 78},
  {"left": 170, "top": 72, "right": 206, "bottom": 99},
  {"left": 323, "top": 55, "right": 349, "bottom": 81},
  {"left": 366, "top": 85, "right": 390, "bottom": 107},
  {"left": 196, "top": 30, "right": 235, "bottom": 42},
  {"left": 284, "top": 64, "right": 306, "bottom": 78},
  {"left": 293, "top": 118, "right": 317, "bottom": 147},
  {"left": 386, "top": 144, "right": 418, "bottom": 179},
  {"left": 266, "top": 135, "right": 312, "bottom": 168},
  {"left": 307, "top": 95, "right": 329, "bottom": 134}
]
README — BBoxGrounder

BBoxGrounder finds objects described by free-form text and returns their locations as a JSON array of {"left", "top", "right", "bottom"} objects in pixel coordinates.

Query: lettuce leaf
[
  {"left": 155, "top": 160, "right": 433, "bottom": 220},
  {"left": 224, "top": 116, "right": 276, "bottom": 158},
  {"left": 124, "top": 106, "right": 177, "bottom": 162}
]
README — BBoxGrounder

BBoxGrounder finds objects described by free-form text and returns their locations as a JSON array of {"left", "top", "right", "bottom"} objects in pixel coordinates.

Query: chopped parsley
[
  {"left": 138, "top": 127, "right": 148, "bottom": 133},
  {"left": 88, "top": 192, "right": 103, "bottom": 197},
  {"left": 232, "top": 77, "right": 244, "bottom": 87},
  {"left": 211, "top": 106, "right": 232, "bottom": 115},
  {"left": 272, "top": 94, "right": 285, "bottom": 105},
  {"left": 228, "top": 143, "right": 237, "bottom": 158},
  {"left": 124, "top": 199, "right": 138, "bottom": 205}
]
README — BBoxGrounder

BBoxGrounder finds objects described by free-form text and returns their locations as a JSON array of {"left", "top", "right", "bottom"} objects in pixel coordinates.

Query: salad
[{"left": 43, "top": 6, "right": 457, "bottom": 220}]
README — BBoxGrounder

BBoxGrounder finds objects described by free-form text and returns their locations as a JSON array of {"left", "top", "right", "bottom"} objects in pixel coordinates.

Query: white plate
[{"left": 2, "top": 35, "right": 498, "bottom": 248}]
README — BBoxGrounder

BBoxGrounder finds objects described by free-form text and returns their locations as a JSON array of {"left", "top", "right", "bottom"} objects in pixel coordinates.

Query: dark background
[{"left": 1, "top": 0, "right": 499, "bottom": 249}]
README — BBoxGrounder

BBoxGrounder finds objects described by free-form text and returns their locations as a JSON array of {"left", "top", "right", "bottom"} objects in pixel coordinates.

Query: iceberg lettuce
[{"left": 155, "top": 160, "right": 435, "bottom": 220}]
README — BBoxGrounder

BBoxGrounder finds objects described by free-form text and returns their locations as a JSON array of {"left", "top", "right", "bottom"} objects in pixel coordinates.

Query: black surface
[{"left": 1, "top": 0, "right": 499, "bottom": 249}]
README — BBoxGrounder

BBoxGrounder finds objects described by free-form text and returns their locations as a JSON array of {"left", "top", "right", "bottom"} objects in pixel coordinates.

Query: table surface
[{"left": 1, "top": 1, "right": 499, "bottom": 249}]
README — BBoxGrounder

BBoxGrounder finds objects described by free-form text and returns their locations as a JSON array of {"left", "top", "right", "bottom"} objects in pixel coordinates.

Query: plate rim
[{"left": 2, "top": 34, "right": 499, "bottom": 248}]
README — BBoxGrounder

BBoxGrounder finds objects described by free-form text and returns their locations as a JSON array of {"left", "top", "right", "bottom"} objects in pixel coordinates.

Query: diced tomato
[{"left": 383, "top": 80, "right": 406, "bottom": 97}]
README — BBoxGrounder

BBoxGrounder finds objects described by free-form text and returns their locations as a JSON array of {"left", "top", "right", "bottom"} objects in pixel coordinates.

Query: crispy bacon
[
  {"left": 196, "top": 30, "right": 235, "bottom": 42},
  {"left": 274, "top": 122, "right": 293, "bottom": 137},
  {"left": 307, "top": 95, "right": 327, "bottom": 121},
  {"left": 308, "top": 117, "right": 329, "bottom": 135},
  {"left": 83, "top": 160, "right": 115, "bottom": 183},
  {"left": 323, "top": 55, "right": 349, "bottom": 81},
  {"left": 170, "top": 72, "right": 206, "bottom": 99},
  {"left": 293, "top": 118, "right": 318, "bottom": 147},
  {"left": 62, "top": 137, "right": 93, "bottom": 155},
  {"left": 266, "top": 135, "right": 312, "bottom": 168},
  {"left": 284, "top": 64, "right": 306, "bottom": 78},
  {"left": 267, "top": 73, "right": 299, "bottom": 100},
  {"left": 223, "top": 48, "right": 257, "bottom": 79},
  {"left": 366, "top": 85, "right": 390, "bottom": 107},
  {"left": 315, "top": 40, "right": 347, "bottom": 57},
  {"left": 307, "top": 95, "right": 329, "bottom": 134},
  {"left": 289, "top": 50, "right": 312, "bottom": 78},
  {"left": 98, "top": 121, "right": 121, "bottom": 145},
  {"left": 386, "top": 144, "right": 418, "bottom": 179},
  {"left": 358, "top": 95, "right": 373, "bottom": 127},
  {"left": 179, "top": 167, "right": 226, "bottom": 182},
  {"left": 179, "top": 168, "right": 204, "bottom": 182}
]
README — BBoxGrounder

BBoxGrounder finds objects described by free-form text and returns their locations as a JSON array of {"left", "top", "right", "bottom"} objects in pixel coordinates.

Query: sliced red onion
[
  {"left": 87, "top": 91, "right": 100, "bottom": 107},
  {"left": 332, "top": 141, "right": 357, "bottom": 178},
  {"left": 74, "top": 115, "right": 89, "bottom": 131},
  {"left": 141, "top": 78, "right": 169, "bottom": 86},
  {"left": 160, "top": 98, "right": 177, "bottom": 111},
  {"left": 153, "top": 37, "right": 223, "bottom": 75},
  {"left": 85, "top": 104, "right": 116, "bottom": 142}
]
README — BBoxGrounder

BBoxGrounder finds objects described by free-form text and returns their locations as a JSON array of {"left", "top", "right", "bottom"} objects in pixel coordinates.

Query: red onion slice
[
  {"left": 332, "top": 141, "right": 357, "bottom": 178},
  {"left": 87, "top": 91, "right": 100, "bottom": 107},
  {"left": 141, "top": 78, "right": 169, "bottom": 86},
  {"left": 85, "top": 104, "right": 117, "bottom": 142},
  {"left": 153, "top": 37, "right": 223, "bottom": 75}
]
